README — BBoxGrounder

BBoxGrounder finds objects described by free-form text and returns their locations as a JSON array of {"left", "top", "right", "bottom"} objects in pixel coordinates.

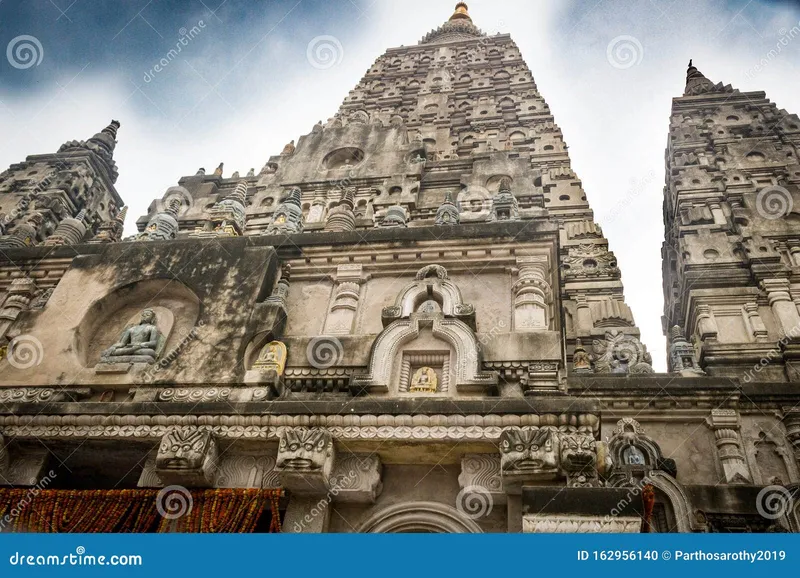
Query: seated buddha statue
[{"left": 101, "top": 308, "right": 163, "bottom": 363}]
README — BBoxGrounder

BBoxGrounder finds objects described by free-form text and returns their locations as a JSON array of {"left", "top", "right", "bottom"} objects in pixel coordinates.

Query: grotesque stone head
[
  {"left": 559, "top": 432, "right": 597, "bottom": 473},
  {"left": 499, "top": 427, "right": 559, "bottom": 478},
  {"left": 276, "top": 428, "right": 334, "bottom": 473}
]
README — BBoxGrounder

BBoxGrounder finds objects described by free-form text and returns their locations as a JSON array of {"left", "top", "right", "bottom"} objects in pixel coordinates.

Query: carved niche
[
  {"left": 155, "top": 427, "right": 219, "bottom": 487},
  {"left": 351, "top": 264, "right": 497, "bottom": 395},
  {"left": 275, "top": 427, "right": 335, "bottom": 494}
]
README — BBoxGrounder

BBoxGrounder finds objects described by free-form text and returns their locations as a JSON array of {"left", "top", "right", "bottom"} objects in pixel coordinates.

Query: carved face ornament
[
  {"left": 499, "top": 428, "right": 557, "bottom": 473},
  {"left": 277, "top": 429, "right": 331, "bottom": 471},
  {"left": 158, "top": 429, "right": 211, "bottom": 470}
]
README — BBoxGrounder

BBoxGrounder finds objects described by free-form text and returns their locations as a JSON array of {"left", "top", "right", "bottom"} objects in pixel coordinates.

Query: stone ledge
[{"left": 0, "top": 396, "right": 599, "bottom": 416}]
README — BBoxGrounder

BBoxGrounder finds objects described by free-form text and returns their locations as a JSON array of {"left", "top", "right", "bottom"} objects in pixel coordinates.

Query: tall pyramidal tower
[
  {"left": 1, "top": 5, "right": 798, "bottom": 534},
  {"left": 663, "top": 62, "right": 800, "bottom": 381}
]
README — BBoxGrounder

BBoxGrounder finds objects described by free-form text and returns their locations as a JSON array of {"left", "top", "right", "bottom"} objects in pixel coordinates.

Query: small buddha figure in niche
[
  {"left": 622, "top": 444, "right": 646, "bottom": 466},
  {"left": 409, "top": 366, "right": 437, "bottom": 393},
  {"left": 101, "top": 308, "right": 163, "bottom": 364},
  {"left": 253, "top": 341, "right": 287, "bottom": 375}
]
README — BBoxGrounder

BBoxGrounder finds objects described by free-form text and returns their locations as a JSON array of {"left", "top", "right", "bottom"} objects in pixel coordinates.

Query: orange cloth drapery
[{"left": 0, "top": 488, "right": 282, "bottom": 533}]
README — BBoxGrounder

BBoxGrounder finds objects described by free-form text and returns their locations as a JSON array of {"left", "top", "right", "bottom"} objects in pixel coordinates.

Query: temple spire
[
  {"left": 683, "top": 59, "right": 734, "bottom": 96},
  {"left": 450, "top": 2, "right": 471, "bottom": 21}
]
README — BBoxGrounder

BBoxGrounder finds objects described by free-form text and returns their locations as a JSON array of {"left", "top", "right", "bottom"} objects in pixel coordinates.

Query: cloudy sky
[{"left": 2, "top": 0, "right": 800, "bottom": 368}]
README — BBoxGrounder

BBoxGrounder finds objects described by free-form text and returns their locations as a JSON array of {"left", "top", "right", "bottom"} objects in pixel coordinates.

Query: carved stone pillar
[
  {"left": 306, "top": 193, "right": 328, "bottom": 223},
  {"left": 708, "top": 201, "right": 726, "bottom": 225},
  {"left": 695, "top": 304, "right": 718, "bottom": 342},
  {"left": 0, "top": 277, "right": 38, "bottom": 340},
  {"left": 743, "top": 302, "right": 769, "bottom": 342},
  {"left": 574, "top": 294, "right": 594, "bottom": 335},
  {"left": 762, "top": 278, "right": 800, "bottom": 340},
  {"left": 512, "top": 256, "right": 550, "bottom": 331},
  {"left": 155, "top": 427, "right": 219, "bottom": 487},
  {"left": 323, "top": 264, "right": 363, "bottom": 335},
  {"left": 706, "top": 410, "right": 751, "bottom": 484}
]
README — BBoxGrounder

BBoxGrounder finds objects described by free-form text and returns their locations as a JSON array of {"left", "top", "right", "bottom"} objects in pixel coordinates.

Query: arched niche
[
  {"left": 352, "top": 265, "right": 495, "bottom": 395},
  {"left": 357, "top": 502, "right": 483, "bottom": 533},
  {"left": 74, "top": 279, "right": 201, "bottom": 367}
]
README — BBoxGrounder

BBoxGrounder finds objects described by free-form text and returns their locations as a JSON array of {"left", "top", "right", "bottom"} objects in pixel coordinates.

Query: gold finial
[{"left": 450, "top": 2, "right": 471, "bottom": 21}]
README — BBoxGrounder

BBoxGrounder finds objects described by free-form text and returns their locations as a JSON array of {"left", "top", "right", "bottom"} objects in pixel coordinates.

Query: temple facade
[{"left": 0, "top": 4, "right": 798, "bottom": 532}]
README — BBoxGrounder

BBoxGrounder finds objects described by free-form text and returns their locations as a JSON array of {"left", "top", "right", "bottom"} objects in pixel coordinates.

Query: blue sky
[{"left": 2, "top": 0, "right": 800, "bottom": 367}]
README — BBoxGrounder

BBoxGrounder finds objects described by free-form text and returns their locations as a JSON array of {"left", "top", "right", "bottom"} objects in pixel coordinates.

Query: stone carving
[
  {"left": 192, "top": 180, "right": 247, "bottom": 237},
  {"left": 330, "top": 454, "right": 383, "bottom": 503},
  {"left": 458, "top": 454, "right": 506, "bottom": 504},
  {"left": 324, "top": 188, "right": 356, "bottom": 233},
  {"left": 276, "top": 427, "right": 335, "bottom": 494},
  {"left": 0, "top": 388, "right": 88, "bottom": 404},
  {"left": 281, "top": 140, "right": 295, "bottom": 156},
  {"left": 705, "top": 410, "right": 752, "bottom": 484},
  {"left": 215, "top": 454, "right": 280, "bottom": 489},
  {"left": 155, "top": 427, "right": 219, "bottom": 487},
  {"left": 43, "top": 209, "right": 87, "bottom": 246},
  {"left": 409, "top": 366, "right": 438, "bottom": 393},
  {"left": 606, "top": 418, "right": 678, "bottom": 485},
  {"left": 213, "top": 162, "right": 224, "bottom": 176},
  {"left": 512, "top": 256, "right": 550, "bottom": 331},
  {"left": 136, "top": 198, "right": 181, "bottom": 241},
  {"left": 591, "top": 330, "right": 653, "bottom": 374},
  {"left": 572, "top": 338, "right": 592, "bottom": 373},
  {"left": 252, "top": 341, "right": 287, "bottom": 374},
  {"left": 435, "top": 193, "right": 460, "bottom": 225},
  {"left": 100, "top": 309, "right": 165, "bottom": 364},
  {"left": 0, "top": 447, "right": 50, "bottom": 487},
  {"left": 668, "top": 325, "right": 705, "bottom": 375},
  {"left": 265, "top": 188, "right": 304, "bottom": 235},
  {"left": 91, "top": 206, "right": 127, "bottom": 243},
  {"left": 379, "top": 204, "right": 408, "bottom": 228},
  {"left": 499, "top": 427, "right": 559, "bottom": 481},
  {"left": 488, "top": 178, "right": 519, "bottom": 221},
  {"left": 560, "top": 432, "right": 598, "bottom": 473},
  {"left": 522, "top": 514, "right": 640, "bottom": 533},
  {"left": 157, "top": 387, "right": 232, "bottom": 402}
]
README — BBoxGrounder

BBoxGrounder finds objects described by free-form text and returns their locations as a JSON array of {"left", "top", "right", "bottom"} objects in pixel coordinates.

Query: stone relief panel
[{"left": 75, "top": 279, "right": 200, "bottom": 370}]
